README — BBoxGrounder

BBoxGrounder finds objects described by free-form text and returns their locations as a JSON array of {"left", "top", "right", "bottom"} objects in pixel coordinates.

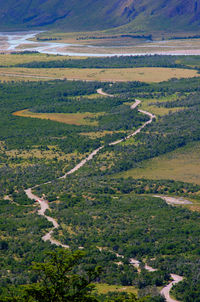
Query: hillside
[{"left": 0, "top": 0, "right": 200, "bottom": 33}]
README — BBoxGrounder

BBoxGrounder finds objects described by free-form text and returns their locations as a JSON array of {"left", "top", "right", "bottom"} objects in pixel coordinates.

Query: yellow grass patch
[
  {"left": 116, "top": 142, "right": 200, "bottom": 185},
  {"left": 138, "top": 96, "right": 185, "bottom": 116},
  {"left": 185, "top": 201, "right": 200, "bottom": 213},
  {"left": 5, "top": 147, "right": 76, "bottom": 161},
  {"left": 2, "top": 145, "right": 85, "bottom": 169},
  {"left": 0, "top": 67, "right": 198, "bottom": 83},
  {"left": 94, "top": 283, "right": 137, "bottom": 295},
  {"left": 13, "top": 109, "right": 104, "bottom": 126},
  {"left": 80, "top": 130, "right": 126, "bottom": 139},
  {"left": 0, "top": 53, "right": 84, "bottom": 67}
]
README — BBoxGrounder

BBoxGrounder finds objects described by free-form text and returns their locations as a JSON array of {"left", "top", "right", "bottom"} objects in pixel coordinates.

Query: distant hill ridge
[{"left": 0, "top": 0, "right": 200, "bottom": 32}]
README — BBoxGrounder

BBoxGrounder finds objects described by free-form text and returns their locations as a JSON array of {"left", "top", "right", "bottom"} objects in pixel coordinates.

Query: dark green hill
[{"left": 0, "top": 0, "right": 200, "bottom": 33}]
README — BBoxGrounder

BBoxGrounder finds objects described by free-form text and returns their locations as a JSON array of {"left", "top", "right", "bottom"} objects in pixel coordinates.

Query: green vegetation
[
  {"left": 33, "top": 176, "right": 200, "bottom": 301},
  {"left": 117, "top": 141, "right": 200, "bottom": 187},
  {"left": 0, "top": 79, "right": 147, "bottom": 196},
  {"left": 2, "top": 54, "right": 200, "bottom": 301},
  {"left": 77, "top": 78, "right": 200, "bottom": 179},
  {"left": 1, "top": 249, "right": 101, "bottom": 302},
  {"left": 1, "top": 249, "right": 164, "bottom": 302},
  {"left": 1, "top": 0, "right": 200, "bottom": 34},
  {"left": 14, "top": 55, "right": 200, "bottom": 70},
  {"left": 0, "top": 198, "right": 54, "bottom": 292}
]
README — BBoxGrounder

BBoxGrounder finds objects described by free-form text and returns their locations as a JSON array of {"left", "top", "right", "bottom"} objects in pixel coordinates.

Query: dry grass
[
  {"left": 94, "top": 283, "right": 137, "bottom": 295},
  {"left": 116, "top": 142, "right": 200, "bottom": 185},
  {"left": 0, "top": 67, "right": 198, "bottom": 83},
  {"left": 13, "top": 109, "right": 104, "bottom": 126},
  {"left": 4, "top": 145, "right": 84, "bottom": 164},
  {"left": 1, "top": 143, "right": 85, "bottom": 169},
  {"left": 80, "top": 130, "right": 126, "bottom": 139},
  {"left": 125, "top": 95, "right": 184, "bottom": 117},
  {"left": 0, "top": 53, "right": 85, "bottom": 67},
  {"left": 139, "top": 95, "right": 185, "bottom": 116},
  {"left": 6, "top": 147, "right": 65, "bottom": 161}
]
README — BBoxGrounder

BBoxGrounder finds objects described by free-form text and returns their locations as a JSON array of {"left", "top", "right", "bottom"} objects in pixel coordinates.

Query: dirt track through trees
[{"left": 24, "top": 88, "right": 183, "bottom": 302}]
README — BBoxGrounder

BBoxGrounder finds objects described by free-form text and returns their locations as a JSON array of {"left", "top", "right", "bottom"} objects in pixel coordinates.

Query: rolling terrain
[{"left": 0, "top": 0, "right": 200, "bottom": 34}]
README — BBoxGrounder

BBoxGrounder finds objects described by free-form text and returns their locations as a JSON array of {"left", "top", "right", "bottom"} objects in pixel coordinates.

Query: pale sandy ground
[
  {"left": 2, "top": 31, "right": 200, "bottom": 56},
  {"left": 154, "top": 195, "right": 192, "bottom": 205}
]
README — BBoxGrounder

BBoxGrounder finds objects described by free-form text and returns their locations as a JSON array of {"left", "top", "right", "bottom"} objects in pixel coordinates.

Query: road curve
[
  {"left": 24, "top": 88, "right": 183, "bottom": 301},
  {"left": 97, "top": 88, "right": 114, "bottom": 97},
  {"left": 160, "top": 274, "right": 184, "bottom": 302},
  {"left": 25, "top": 188, "right": 69, "bottom": 248}
]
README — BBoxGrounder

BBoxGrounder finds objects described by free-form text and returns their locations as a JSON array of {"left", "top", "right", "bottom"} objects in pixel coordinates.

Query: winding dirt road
[
  {"left": 24, "top": 88, "right": 183, "bottom": 301},
  {"left": 161, "top": 275, "right": 184, "bottom": 302},
  {"left": 25, "top": 189, "right": 69, "bottom": 248},
  {"left": 97, "top": 88, "right": 114, "bottom": 97},
  {"left": 25, "top": 89, "right": 152, "bottom": 247}
]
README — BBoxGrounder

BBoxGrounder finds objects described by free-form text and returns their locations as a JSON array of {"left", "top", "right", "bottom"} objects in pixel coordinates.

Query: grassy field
[
  {"left": 139, "top": 95, "right": 185, "bottom": 116},
  {"left": 0, "top": 53, "right": 85, "bottom": 67},
  {"left": 125, "top": 95, "right": 184, "bottom": 119},
  {"left": 116, "top": 142, "right": 200, "bottom": 185},
  {"left": 13, "top": 109, "right": 103, "bottom": 126},
  {"left": 0, "top": 67, "right": 198, "bottom": 82},
  {"left": 94, "top": 283, "right": 137, "bottom": 295}
]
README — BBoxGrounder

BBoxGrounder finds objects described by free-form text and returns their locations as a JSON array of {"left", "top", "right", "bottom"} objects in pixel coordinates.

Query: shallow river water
[{"left": 1, "top": 31, "right": 200, "bottom": 57}]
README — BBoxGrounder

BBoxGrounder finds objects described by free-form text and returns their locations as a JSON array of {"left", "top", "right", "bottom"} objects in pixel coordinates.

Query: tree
[{"left": 1, "top": 249, "right": 101, "bottom": 302}]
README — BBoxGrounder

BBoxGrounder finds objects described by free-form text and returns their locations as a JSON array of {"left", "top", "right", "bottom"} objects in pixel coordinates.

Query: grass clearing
[
  {"left": 13, "top": 109, "right": 104, "bottom": 126},
  {"left": 80, "top": 130, "right": 126, "bottom": 139},
  {"left": 0, "top": 67, "right": 198, "bottom": 82},
  {"left": 0, "top": 53, "right": 85, "bottom": 67},
  {"left": 94, "top": 283, "right": 137, "bottom": 295},
  {"left": 116, "top": 142, "right": 200, "bottom": 185},
  {"left": 126, "top": 95, "right": 184, "bottom": 116},
  {"left": 139, "top": 95, "right": 185, "bottom": 116}
]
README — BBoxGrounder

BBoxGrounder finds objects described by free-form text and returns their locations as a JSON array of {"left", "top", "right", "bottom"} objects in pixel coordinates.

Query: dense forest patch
[{"left": 13, "top": 55, "right": 200, "bottom": 69}]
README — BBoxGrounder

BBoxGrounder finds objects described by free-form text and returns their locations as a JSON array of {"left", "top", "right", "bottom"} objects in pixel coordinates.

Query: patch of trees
[
  {"left": 105, "top": 77, "right": 200, "bottom": 97},
  {"left": 152, "top": 91, "right": 200, "bottom": 108},
  {"left": 1, "top": 249, "right": 164, "bottom": 302},
  {"left": 77, "top": 34, "right": 152, "bottom": 40},
  {"left": 40, "top": 190, "right": 200, "bottom": 298},
  {"left": 14, "top": 55, "right": 198, "bottom": 69},
  {"left": 31, "top": 96, "right": 126, "bottom": 114},
  {"left": 0, "top": 199, "right": 55, "bottom": 292}
]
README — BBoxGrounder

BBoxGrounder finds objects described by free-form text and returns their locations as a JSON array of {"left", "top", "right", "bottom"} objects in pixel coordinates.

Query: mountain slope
[{"left": 0, "top": 0, "right": 200, "bottom": 32}]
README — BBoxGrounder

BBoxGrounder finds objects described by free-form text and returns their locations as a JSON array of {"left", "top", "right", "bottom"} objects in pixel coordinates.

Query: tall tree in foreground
[{"left": 1, "top": 249, "right": 101, "bottom": 302}]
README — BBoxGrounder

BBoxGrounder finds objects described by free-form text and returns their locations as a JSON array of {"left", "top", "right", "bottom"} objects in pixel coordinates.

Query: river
[{"left": 1, "top": 31, "right": 200, "bottom": 57}]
